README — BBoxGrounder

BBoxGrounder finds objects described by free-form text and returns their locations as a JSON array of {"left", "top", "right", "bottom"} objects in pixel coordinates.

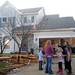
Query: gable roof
[
  {"left": 36, "top": 15, "right": 75, "bottom": 30},
  {"left": 14, "top": 15, "right": 75, "bottom": 32},
  {"left": 0, "top": 1, "right": 21, "bottom": 17},
  {"left": 19, "top": 7, "right": 43, "bottom": 14}
]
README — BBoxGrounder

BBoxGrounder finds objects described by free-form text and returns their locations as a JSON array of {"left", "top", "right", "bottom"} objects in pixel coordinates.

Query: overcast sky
[{"left": 0, "top": 0, "right": 75, "bottom": 19}]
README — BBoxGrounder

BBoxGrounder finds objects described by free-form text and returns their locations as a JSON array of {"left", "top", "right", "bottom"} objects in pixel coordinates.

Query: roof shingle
[{"left": 37, "top": 15, "right": 75, "bottom": 30}]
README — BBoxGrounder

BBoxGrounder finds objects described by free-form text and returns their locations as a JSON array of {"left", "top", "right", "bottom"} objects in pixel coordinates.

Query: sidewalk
[{"left": 7, "top": 58, "right": 75, "bottom": 75}]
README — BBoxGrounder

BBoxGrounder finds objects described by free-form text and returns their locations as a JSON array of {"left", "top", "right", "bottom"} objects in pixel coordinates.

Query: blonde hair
[{"left": 44, "top": 40, "right": 51, "bottom": 51}]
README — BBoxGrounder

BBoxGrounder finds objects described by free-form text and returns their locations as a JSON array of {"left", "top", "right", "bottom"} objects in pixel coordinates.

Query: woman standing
[
  {"left": 59, "top": 39, "right": 67, "bottom": 70},
  {"left": 65, "top": 47, "right": 72, "bottom": 74},
  {"left": 45, "top": 40, "right": 54, "bottom": 74}
]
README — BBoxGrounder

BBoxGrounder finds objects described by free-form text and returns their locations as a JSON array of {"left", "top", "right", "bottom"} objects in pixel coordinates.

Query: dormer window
[
  {"left": 31, "top": 16, "right": 34, "bottom": 23},
  {"left": 24, "top": 17, "right": 27, "bottom": 23},
  {"left": 24, "top": 16, "right": 34, "bottom": 24},
  {"left": 2, "top": 17, "right": 7, "bottom": 22},
  {"left": 0, "top": 18, "right": 1, "bottom": 23},
  {"left": 27, "top": 16, "right": 31, "bottom": 23}
]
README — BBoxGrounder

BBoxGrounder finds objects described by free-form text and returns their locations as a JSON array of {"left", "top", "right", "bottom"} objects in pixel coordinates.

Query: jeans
[{"left": 45, "top": 57, "right": 52, "bottom": 73}]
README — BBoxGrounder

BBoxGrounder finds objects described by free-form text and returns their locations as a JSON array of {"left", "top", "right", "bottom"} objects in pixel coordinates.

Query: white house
[{"left": 0, "top": 1, "right": 75, "bottom": 53}]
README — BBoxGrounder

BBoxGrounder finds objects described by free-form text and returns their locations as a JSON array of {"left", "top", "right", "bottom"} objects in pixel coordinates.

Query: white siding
[
  {"left": 34, "top": 31, "right": 75, "bottom": 38},
  {"left": 0, "top": 1, "right": 20, "bottom": 17},
  {"left": 22, "top": 8, "right": 45, "bottom": 26},
  {"left": 35, "top": 8, "right": 45, "bottom": 25},
  {"left": 28, "top": 36, "right": 34, "bottom": 51},
  {"left": 4, "top": 39, "right": 19, "bottom": 53}
]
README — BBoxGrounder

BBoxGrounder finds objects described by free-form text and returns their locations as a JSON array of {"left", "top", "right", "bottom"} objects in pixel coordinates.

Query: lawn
[
  {"left": 0, "top": 62, "right": 10, "bottom": 74},
  {"left": 0, "top": 62, "right": 9, "bottom": 69},
  {"left": 72, "top": 54, "right": 75, "bottom": 58}
]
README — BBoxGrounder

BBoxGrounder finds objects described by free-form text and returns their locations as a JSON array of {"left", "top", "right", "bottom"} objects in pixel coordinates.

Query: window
[
  {"left": 2, "top": 17, "right": 7, "bottom": 22},
  {"left": 24, "top": 17, "right": 27, "bottom": 23},
  {"left": 24, "top": 16, "right": 34, "bottom": 24},
  {"left": 0, "top": 18, "right": 1, "bottom": 26},
  {"left": 0, "top": 37, "right": 2, "bottom": 41},
  {"left": 31, "top": 16, "right": 34, "bottom": 23},
  {"left": 0, "top": 18, "right": 1, "bottom": 23},
  {"left": 27, "top": 16, "right": 31, "bottom": 23}
]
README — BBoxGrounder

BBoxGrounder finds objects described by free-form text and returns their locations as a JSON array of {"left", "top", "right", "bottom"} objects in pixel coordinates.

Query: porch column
[{"left": 33, "top": 37, "right": 39, "bottom": 54}]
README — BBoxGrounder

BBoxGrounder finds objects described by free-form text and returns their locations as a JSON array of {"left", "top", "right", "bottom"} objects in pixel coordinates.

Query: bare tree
[
  {"left": 0, "top": 17, "right": 20, "bottom": 54},
  {"left": 13, "top": 25, "right": 34, "bottom": 53},
  {"left": 0, "top": 36, "right": 11, "bottom": 54},
  {"left": 0, "top": 14, "right": 37, "bottom": 64}
]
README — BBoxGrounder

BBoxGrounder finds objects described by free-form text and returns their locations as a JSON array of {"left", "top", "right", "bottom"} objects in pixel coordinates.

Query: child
[
  {"left": 65, "top": 47, "right": 72, "bottom": 74},
  {"left": 38, "top": 47, "right": 44, "bottom": 70},
  {"left": 56, "top": 46, "right": 63, "bottom": 74}
]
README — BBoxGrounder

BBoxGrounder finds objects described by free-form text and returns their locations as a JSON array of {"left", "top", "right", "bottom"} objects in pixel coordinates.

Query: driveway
[{"left": 7, "top": 58, "right": 75, "bottom": 75}]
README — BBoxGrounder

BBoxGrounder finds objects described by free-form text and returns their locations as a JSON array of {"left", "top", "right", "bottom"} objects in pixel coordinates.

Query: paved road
[{"left": 7, "top": 58, "right": 75, "bottom": 75}]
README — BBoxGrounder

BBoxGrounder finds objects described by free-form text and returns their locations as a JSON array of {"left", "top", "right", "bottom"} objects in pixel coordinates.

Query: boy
[{"left": 38, "top": 47, "right": 44, "bottom": 70}]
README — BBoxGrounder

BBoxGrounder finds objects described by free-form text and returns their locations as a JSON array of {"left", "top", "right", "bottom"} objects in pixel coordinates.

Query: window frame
[
  {"left": 31, "top": 16, "right": 34, "bottom": 23},
  {"left": 24, "top": 17, "right": 27, "bottom": 23},
  {"left": 2, "top": 17, "right": 7, "bottom": 23}
]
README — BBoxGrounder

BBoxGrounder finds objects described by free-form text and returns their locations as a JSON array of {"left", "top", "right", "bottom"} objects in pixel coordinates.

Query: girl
[{"left": 56, "top": 46, "right": 63, "bottom": 74}]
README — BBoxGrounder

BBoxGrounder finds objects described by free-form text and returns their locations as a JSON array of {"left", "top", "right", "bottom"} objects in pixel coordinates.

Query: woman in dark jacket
[{"left": 65, "top": 47, "right": 72, "bottom": 74}]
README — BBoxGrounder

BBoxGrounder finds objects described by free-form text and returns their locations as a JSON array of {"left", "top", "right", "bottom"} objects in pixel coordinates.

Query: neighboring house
[{"left": 0, "top": 1, "right": 75, "bottom": 53}]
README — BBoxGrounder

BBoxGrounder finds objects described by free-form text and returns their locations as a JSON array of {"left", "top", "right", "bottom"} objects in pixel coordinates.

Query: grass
[
  {"left": 0, "top": 62, "right": 11, "bottom": 74},
  {"left": 0, "top": 62, "right": 9, "bottom": 69},
  {"left": 0, "top": 53, "right": 11, "bottom": 57},
  {"left": 72, "top": 54, "right": 75, "bottom": 58}
]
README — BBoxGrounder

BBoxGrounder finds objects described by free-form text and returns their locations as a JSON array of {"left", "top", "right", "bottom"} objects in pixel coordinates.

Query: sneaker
[
  {"left": 60, "top": 71, "right": 63, "bottom": 74},
  {"left": 45, "top": 70, "right": 48, "bottom": 73},
  {"left": 49, "top": 71, "right": 54, "bottom": 74},
  {"left": 39, "top": 68, "right": 43, "bottom": 71},
  {"left": 60, "top": 70, "right": 63, "bottom": 74},
  {"left": 57, "top": 71, "right": 60, "bottom": 73},
  {"left": 57, "top": 70, "right": 63, "bottom": 74},
  {"left": 65, "top": 69, "right": 68, "bottom": 72},
  {"left": 67, "top": 72, "right": 72, "bottom": 75}
]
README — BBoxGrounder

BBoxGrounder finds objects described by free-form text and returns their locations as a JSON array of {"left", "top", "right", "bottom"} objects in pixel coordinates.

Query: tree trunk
[
  {"left": 1, "top": 50, "right": 3, "bottom": 54},
  {"left": 17, "top": 47, "right": 21, "bottom": 63},
  {"left": 1, "top": 45, "right": 3, "bottom": 54}
]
